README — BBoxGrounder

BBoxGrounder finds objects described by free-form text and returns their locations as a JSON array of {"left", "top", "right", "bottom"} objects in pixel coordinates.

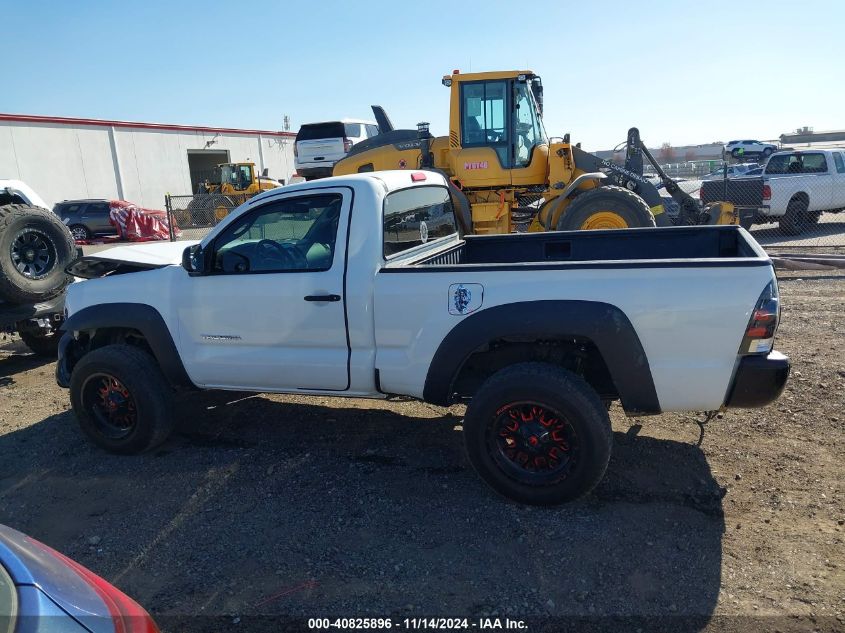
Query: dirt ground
[{"left": 0, "top": 271, "right": 842, "bottom": 632}]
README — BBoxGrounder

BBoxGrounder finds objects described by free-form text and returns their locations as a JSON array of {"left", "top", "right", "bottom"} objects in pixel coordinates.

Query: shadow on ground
[{"left": 0, "top": 393, "right": 725, "bottom": 629}]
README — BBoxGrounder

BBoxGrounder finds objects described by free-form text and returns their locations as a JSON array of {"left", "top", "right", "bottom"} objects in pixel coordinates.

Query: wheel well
[
  {"left": 789, "top": 192, "right": 809, "bottom": 206},
  {"left": 67, "top": 327, "right": 155, "bottom": 371},
  {"left": 451, "top": 337, "right": 617, "bottom": 402},
  {"left": 0, "top": 192, "right": 27, "bottom": 206}
]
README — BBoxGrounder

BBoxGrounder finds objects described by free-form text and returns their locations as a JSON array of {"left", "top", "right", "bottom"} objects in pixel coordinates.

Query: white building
[{"left": 0, "top": 113, "right": 296, "bottom": 209}]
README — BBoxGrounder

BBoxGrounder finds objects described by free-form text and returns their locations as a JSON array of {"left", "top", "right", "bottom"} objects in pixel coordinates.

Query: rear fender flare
[{"left": 422, "top": 300, "right": 660, "bottom": 414}]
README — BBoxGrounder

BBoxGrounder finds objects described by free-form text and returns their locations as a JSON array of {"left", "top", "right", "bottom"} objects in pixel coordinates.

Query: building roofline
[{"left": 0, "top": 113, "right": 296, "bottom": 137}]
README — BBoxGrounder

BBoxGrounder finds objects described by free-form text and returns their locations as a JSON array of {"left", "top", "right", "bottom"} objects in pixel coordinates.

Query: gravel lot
[{"left": 0, "top": 271, "right": 842, "bottom": 632}]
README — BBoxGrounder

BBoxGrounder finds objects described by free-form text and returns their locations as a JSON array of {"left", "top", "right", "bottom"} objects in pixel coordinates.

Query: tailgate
[
  {"left": 700, "top": 177, "right": 764, "bottom": 207},
  {"left": 296, "top": 138, "right": 346, "bottom": 163}
]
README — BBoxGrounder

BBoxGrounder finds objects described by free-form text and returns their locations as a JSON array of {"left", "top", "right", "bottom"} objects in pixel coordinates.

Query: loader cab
[
  {"left": 211, "top": 163, "right": 256, "bottom": 193},
  {"left": 446, "top": 70, "right": 549, "bottom": 187}
]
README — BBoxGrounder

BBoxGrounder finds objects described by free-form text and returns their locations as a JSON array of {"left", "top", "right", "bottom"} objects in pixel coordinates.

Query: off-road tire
[
  {"left": 463, "top": 362, "right": 613, "bottom": 505},
  {"left": 0, "top": 204, "right": 75, "bottom": 304},
  {"left": 556, "top": 185, "right": 656, "bottom": 231},
  {"left": 779, "top": 196, "right": 809, "bottom": 236},
  {"left": 17, "top": 325, "right": 61, "bottom": 357},
  {"left": 70, "top": 344, "right": 174, "bottom": 454}
]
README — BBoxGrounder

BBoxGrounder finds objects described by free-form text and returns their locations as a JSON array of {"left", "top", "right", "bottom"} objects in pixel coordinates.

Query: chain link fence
[{"left": 165, "top": 193, "right": 255, "bottom": 241}]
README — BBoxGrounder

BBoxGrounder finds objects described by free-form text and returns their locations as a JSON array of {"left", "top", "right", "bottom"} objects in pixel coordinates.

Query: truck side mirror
[{"left": 182, "top": 244, "right": 207, "bottom": 274}]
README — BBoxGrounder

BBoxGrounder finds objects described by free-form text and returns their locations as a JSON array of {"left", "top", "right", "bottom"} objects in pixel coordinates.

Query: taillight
[
  {"left": 740, "top": 281, "right": 779, "bottom": 354},
  {"left": 762, "top": 184, "right": 771, "bottom": 200},
  {"left": 293, "top": 143, "right": 298, "bottom": 157},
  {"left": 343, "top": 137, "right": 353, "bottom": 153},
  {"left": 29, "top": 538, "right": 160, "bottom": 633}
]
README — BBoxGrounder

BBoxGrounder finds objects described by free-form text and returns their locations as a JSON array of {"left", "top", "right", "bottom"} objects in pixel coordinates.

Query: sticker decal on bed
[{"left": 449, "top": 283, "right": 484, "bottom": 315}]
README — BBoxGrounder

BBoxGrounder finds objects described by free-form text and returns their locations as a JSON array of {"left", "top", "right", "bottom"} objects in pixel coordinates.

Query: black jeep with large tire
[{"left": 0, "top": 185, "right": 76, "bottom": 357}]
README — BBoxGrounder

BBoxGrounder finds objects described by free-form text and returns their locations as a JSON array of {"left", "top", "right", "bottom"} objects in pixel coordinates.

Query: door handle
[{"left": 304, "top": 294, "right": 341, "bottom": 302}]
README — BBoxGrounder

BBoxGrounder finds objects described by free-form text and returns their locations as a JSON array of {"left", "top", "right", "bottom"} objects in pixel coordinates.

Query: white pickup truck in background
[
  {"left": 760, "top": 149, "right": 845, "bottom": 234},
  {"left": 57, "top": 171, "right": 790, "bottom": 505}
]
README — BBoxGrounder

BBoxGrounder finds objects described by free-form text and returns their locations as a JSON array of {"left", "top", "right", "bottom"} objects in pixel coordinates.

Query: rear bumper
[
  {"left": 0, "top": 294, "right": 65, "bottom": 328},
  {"left": 724, "top": 351, "right": 790, "bottom": 408},
  {"left": 296, "top": 166, "right": 335, "bottom": 180}
]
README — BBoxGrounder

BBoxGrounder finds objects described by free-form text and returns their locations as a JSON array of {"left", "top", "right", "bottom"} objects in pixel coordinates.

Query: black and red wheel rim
[
  {"left": 81, "top": 373, "right": 138, "bottom": 440},
  {"left": 487, "top": 401, "right": 580, "bottom": 486}
]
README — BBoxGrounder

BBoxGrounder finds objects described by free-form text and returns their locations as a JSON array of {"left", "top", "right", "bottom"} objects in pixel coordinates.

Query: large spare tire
[{"left": 0, "top": 204, "right": 75, "bottom": 304}]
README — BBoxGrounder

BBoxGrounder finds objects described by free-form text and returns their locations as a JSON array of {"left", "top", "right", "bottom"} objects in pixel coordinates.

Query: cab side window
[{"left": 212, "top": 194, "right": 343, "bottom": 274}]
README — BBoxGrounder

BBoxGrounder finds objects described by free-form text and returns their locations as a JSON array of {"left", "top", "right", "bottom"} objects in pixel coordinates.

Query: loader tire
[
  {"left": 556, "top": 185, "right": 656, "bottom": 231},
  {"left": 0, "top": 204, "right": 75, "bottom": 304},
  {"left": 186, "top": 194, "right": 234, "bottom": 227}
]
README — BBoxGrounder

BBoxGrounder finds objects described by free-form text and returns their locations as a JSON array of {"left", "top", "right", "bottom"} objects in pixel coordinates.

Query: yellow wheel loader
[
  {"left": 334, "top": 70, "right": 743, "bottom": 234},
  {"left": 183, "top": 162, "right": 283, "bottom": 226}
]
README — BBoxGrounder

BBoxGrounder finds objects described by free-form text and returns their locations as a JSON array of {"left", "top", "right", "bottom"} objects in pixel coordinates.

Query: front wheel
[
  {"left": 69, "top": 344, "right": 174, "bottom": 454},
  {"left": 69, "top": 224, "right": 91, "bottom": 241},
  {"left": 556, "top": 185, "right": 656, "bottom": 231},
  {"left": 463, "top": 362, "right": 613, "bottom": 505}
]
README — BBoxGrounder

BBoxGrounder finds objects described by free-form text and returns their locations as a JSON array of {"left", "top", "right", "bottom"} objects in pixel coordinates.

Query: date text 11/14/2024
[{"left": 308, "top": 617, "right": 528, "bottom": 630}]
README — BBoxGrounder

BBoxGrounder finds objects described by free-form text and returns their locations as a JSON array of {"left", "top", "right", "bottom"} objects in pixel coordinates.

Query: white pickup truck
[
  {"left": 760, "top": 148, "right": 845, "bottom": 234},
  {"left": 57, "top": 171, "right": 790, "bottom": 505}
]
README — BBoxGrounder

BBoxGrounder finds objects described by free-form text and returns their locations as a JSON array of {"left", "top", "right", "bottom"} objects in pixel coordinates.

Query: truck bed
[{"left": 403, "top": 225, "right": 767, "bottom": 269}]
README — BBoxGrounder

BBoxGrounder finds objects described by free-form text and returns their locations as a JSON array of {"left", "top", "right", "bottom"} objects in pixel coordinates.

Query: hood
[
  {"left": 67, "top": 239, "right": 199, "bottom": 279},
  {"left": 89, "top": 240, "right": 199, "bottom": 266}
]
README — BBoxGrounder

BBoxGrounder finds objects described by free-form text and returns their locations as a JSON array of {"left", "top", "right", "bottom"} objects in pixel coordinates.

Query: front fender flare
[{"left": 58, "top": 302, "right": 194, "bottom": 389}]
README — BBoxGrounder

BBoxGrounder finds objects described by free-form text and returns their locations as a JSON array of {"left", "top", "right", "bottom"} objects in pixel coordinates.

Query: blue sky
[{"left": 5, "top": 1, "right": 843, "bottom": 150}]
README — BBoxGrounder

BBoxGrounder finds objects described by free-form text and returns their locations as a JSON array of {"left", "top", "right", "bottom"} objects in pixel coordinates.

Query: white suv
[
  {"left": 724, "top": 140, "right": 778, "bottom": 159},
  {"left": 294, "top": 119, "right": 379, "bottom": 180}
]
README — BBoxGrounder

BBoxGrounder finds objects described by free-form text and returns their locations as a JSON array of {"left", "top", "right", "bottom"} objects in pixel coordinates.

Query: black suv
[{"left": 52, "top": 199, "right": 117, "bottom": 240}]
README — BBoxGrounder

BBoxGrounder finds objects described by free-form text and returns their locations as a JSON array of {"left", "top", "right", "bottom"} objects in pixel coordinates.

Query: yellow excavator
[
  {"left": 184, "top": 162, "right": 283, "bottom": 226},
  {"left": 333, "top": 69, "right": 743, "bottom": 235}
]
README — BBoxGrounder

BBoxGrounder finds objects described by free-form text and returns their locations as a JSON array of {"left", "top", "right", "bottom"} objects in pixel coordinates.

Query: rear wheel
[
  {"left": 463, "top": 362, "right": 613, "bottom": 505},
  {"left": 0, "top": 204, "right": 74, "bottom": 304},
  {"left": 70, "top": 344, "right": 174, "bottom": 454},
  {"left": 779, "top": 196, "right": 809, "bottom": 235},
  {"left": 763, "top": 147, "right": 774, "bottom": 157},
  {"left": 16, "top": 322, "right": 61, "bottom": 357},
  {"left": 556, "top": 185, "right": 656, "bottom": 231}
]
